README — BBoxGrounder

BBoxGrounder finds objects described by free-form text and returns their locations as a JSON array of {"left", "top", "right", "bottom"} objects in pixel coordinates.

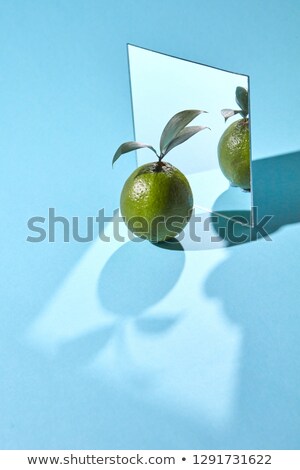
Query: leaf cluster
[{"left": 112, "top": 110, "right": 209, "bottom": 166}]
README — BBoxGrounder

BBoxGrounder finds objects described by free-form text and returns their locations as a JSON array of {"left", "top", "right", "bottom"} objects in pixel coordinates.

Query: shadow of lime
[
  {"left": 154, "top": 237, "right": 185, "bottom": 251},
  {"left": 98, "top": 239, "right": 185, "bottom": 317}
]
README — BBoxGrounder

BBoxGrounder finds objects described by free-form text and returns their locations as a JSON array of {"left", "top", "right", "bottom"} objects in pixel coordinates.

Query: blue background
[{"left": 1, "top": 0, "right": 300, "bottom": 449}]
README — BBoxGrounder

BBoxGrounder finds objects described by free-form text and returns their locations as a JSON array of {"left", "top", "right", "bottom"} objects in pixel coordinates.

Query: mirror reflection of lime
[
  {"left": 120, "top": 162, "right": 193, "bottom": 243},
  {"left": 218, "top": 118, "right": 250, "bottom": 190}
]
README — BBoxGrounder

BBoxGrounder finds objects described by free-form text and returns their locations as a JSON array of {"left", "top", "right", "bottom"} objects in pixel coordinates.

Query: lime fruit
[
  {"left": 218, "top": 118, "right": 250, "bottom": 190},
  {"left": 120, "top": 161, "right": 193, "bottom": 242}
]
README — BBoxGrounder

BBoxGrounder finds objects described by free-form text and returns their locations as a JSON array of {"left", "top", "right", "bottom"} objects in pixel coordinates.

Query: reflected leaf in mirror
[
  {"left": 221, "top": 86, "right": 249, "bottom": 122},
  {"left": 235, "top": 86, "right": 248, "bottom": 117}
]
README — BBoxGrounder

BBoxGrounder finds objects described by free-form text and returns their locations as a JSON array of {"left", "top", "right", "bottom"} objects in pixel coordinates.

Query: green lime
[
  {"left": 120, "top": 161, "right": 193, "bottom": 242},
  {"left": 218, "top": 118, "right": 251, "bottom": 190}
]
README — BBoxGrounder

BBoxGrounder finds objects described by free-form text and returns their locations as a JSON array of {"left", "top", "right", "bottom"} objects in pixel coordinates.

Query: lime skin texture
[
  {"left": 217, "top": 119, "right": 250, "bottom": 190},
  {"left": 120, "top": 161, "right": 193, "bottom": 243}
]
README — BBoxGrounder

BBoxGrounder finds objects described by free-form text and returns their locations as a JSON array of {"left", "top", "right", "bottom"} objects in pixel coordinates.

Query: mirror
[{"left": 128, "top": 44, "right": 253, "bottom": 227}]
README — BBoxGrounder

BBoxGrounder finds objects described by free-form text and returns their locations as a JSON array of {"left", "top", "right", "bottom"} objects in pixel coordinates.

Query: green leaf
[
  {"left": 221, "top": 108, "right": 241, "bottom": 122},
  {"left": 163, "top": 125, "right": 209, "bottom": 156},
  {"left": 160, "top": 109, "right": 207, "bottom": 155},
  {"left": 112, "top": 141, "right": 157, "bottom": 167},
  {"left": 235, "top": 87, "right": 248, "bottom": 116}
]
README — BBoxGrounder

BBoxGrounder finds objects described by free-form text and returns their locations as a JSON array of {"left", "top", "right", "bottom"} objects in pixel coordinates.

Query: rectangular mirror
[{"left": 128, "top": 44, "right": 253, "bottom": 227}]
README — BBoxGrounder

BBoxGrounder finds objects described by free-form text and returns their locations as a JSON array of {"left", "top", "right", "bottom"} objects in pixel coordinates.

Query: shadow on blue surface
[
  {"left": 252, "top": 150, "right": 300, "bottom": 231},
  {"left": 204, "top": 225, "right": 300, "bottom": 449},
  {"left": 96, "top": 240, "right": 184, "bottom": 351},
  {"left": 98, "top": 239, "right": 185, "bottom": 317},
  {"left": 204, "top": 150, "right": 300, "bottom": 448}
]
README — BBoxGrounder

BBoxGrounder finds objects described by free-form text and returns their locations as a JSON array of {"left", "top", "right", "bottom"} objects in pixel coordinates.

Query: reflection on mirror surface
[{"left": 128, "top": 45, "right": 253, "bottom": 226}]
